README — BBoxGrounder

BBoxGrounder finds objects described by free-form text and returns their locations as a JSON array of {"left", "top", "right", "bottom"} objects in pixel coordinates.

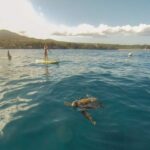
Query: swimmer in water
[
  {"left": 64, "top": 97, "right": 103, "bottom": 125},
  {"left": 7, "top": 50, "right": 12, "bottom": 60}
]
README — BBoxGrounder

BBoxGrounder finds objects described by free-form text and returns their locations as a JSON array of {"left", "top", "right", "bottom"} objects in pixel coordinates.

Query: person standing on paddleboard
[{"left": 44, "top": 44, "right": 48, "bottom": 61}]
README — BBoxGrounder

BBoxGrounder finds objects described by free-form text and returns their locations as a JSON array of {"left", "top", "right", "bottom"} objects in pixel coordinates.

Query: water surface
[{"left": 0, "top": 49, "right": 150, "bottom": 150}]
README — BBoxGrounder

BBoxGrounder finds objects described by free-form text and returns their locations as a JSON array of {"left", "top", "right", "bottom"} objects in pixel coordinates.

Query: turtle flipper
[{"left": 81, "top": 111, "right": 96, "bottom": 125}]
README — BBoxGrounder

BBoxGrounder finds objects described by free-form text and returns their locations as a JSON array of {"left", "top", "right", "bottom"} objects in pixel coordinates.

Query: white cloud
[
  {"left": 0, "top": 0, "right": 56, "bottom": 38},
  {"left": 0, "top": 0, "right": 150, "bottom": 39},
  {"left": 51, "top": 24, "right": 150, "bottom": 37}
]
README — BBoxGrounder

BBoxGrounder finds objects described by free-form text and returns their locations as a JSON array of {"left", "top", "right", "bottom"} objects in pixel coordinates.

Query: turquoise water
[{"left": 0, "top": 49, "right": 150, "bottom": 150}]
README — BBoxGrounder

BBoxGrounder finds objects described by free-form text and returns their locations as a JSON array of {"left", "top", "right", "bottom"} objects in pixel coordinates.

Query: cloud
[
  {"left": 0, "top": 0, "right": 54, "bottom": 38},
  {"left": 51, "top": 24, "right": 150, "bottom": 37},
  {"left": 0, "top": 0, "right": 150, "bottom": 39}
]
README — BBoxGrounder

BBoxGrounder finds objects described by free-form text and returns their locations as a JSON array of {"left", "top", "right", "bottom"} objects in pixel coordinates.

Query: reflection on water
[
  {"left": 45, "top": 65, "right": 49, "bottom": 76},
  {"left": 0, "top": 97, "right": 38, "bottom": 135}
]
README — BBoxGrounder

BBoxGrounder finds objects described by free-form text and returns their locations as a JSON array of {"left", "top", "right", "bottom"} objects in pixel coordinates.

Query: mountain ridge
[{"left": 0, "top": 30, "right": 149, "bottom": 50}]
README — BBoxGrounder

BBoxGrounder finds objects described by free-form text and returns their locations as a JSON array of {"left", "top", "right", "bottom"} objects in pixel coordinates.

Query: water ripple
[
  {"left": 0, "top": 96, "right": 39, "bottom": 136},
  {"left": 0, "top": 49, "right": 150, "bottom": 150}
]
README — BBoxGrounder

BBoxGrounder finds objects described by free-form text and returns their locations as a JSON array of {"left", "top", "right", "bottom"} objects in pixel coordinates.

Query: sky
[{"left": 0, "top": 0, "right": 150, "bottom": 44}]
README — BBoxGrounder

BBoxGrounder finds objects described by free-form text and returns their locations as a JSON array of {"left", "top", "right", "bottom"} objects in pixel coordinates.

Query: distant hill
[
  {"left": 0, "top": 30, "right": 149, "bottom": 50},
  {"left": 0, "top": 30, "right": 27, "bottom": 39},
  {"left": 0, "top": 30, "right": 55, "bottom": 49}
]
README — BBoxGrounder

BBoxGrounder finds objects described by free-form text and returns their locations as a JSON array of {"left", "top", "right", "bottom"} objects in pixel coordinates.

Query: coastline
[{"left": 0, "top": 30, "right": 150, "bottom": 50}]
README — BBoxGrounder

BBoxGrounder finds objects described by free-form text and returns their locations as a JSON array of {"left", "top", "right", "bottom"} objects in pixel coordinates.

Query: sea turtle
[{"left": 64, "top": 97, "right": 103, "bottom": 125}]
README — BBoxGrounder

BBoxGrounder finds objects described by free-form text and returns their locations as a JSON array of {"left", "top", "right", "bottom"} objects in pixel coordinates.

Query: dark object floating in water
[
  {"left": 7, "top": 50, "right": 12, "bottom": 60},
  {"left": 64, "top": 97, "right": 103, "bottom": 125}
]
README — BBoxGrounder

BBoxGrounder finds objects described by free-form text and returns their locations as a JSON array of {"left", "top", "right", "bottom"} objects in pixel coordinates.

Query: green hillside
[{"left": 0, "top": 30, "right": 149, "bottom": 50}]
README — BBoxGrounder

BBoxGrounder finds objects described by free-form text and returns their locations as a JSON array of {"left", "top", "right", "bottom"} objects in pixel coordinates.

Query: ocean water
[{"left": 0, "top": 49, "right": 150, "bottom": 150}]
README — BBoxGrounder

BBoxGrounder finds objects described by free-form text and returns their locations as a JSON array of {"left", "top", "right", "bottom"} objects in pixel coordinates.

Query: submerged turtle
[{"left": 64, "top": 97, "right": 103, "bottom": 125}]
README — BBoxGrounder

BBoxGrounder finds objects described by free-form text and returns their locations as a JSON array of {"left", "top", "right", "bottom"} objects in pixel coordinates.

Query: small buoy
[{"left": 128, "top": 52, "right": 133, "bottom": 57}]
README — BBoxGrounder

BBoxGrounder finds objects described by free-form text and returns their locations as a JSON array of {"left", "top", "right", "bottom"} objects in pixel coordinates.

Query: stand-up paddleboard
[{"left": 35, "top": 59, "right": 59, "bottom": 64}]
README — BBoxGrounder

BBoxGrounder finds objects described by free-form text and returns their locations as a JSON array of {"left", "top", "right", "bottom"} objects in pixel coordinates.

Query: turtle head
[{"left": 71, "top": 101, "right": 78, "bottom": 107}]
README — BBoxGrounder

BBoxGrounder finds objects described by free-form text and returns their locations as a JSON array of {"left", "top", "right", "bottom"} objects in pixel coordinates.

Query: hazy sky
[
  {"left": 0, "top": 0, "right": 150, "bottom": 44},
  {"left": 31, "top": 0, "right": 150, "bottom": 26}
]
